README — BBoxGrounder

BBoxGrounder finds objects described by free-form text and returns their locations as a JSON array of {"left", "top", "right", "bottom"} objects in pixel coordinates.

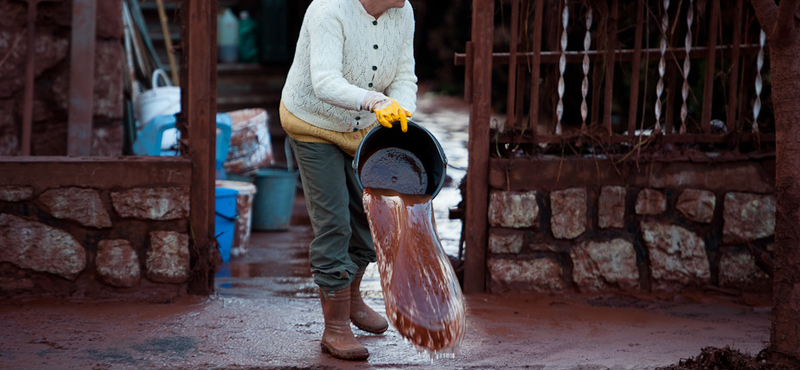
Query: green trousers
[{"left": 287, "top": 137, "right": 376, "bottom": 291}]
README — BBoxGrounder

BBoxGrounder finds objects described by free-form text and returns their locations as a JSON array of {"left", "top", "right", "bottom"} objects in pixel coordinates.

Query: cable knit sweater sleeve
[
  {"left": 281, "top": 0, "right": 418, "bottom": 133},
  {"left": 306, "top": 8, "right": 365, "bottom": 111}
]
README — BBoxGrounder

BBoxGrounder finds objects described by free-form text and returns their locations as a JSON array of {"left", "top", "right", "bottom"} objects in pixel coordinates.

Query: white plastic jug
[
  {"left": 218, "top": 8, "right": 239, "bottom": 63},
  {"left": 133, "top": 69, "right": 181, "bottom": 130}
]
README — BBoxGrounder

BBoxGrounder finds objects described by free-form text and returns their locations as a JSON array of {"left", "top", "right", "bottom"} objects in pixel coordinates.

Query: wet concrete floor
[{"left": 0, "top": 191, "right": 772, "bottom": 370}]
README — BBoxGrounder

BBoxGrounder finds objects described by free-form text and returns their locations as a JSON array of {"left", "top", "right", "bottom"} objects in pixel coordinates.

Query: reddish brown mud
[
  {"left": 0, "top": 86, "right": 776, "bottom": 368},
  {"left": 363, "top": 188, "right": 466, "bottom": 354},
  {"left": 0, "top": 197, "right": 773, "bottom": 370}
]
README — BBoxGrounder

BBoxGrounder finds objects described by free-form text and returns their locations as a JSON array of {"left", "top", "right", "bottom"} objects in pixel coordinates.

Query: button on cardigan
[{"left": 281, "top": 0, "right": 418, "bottom": 133}]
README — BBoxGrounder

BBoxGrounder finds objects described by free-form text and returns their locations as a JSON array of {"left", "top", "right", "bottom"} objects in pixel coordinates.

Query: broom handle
[{"left": 155, "top": 0, "right": 179, "bottom": 85}]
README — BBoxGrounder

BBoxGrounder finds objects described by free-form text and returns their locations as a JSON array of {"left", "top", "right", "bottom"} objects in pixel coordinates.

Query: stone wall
[
  {"left": 486, "top": 156, "right": 775, "bottom": 294},
  {"left": 0, "top": 158, "right": 194, "bottom": 300},
  {"left": 0, "top": 0, "right": 124, "bottom": 156}
]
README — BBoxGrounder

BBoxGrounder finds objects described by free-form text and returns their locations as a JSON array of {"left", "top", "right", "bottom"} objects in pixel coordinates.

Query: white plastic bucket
[
  {"left": 134, "top": 69, "right": 181, "bottom": 129},
  {"left": 215, "top": 180, "right": 257, "bottom": 257}
]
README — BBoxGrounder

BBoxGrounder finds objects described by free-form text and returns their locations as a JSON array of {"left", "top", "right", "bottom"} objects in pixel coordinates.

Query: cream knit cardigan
[{"left": 281, "top": 0, "right": 417, "bottom": 133}]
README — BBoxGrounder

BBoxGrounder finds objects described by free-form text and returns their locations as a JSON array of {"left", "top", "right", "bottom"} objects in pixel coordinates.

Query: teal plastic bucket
[
  {"left": 252, "top": 168, "right": 298, "bottom": 231},
  {"left": 215, "top": 187, "right": 239, "bottom": 263}
]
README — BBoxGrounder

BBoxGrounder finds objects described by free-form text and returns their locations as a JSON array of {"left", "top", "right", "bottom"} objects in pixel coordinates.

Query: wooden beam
[
  {"left": 490, "top": 131, "right": 775, "bottom": 145},
  {"left": 182, "top": 0, "right": 218, "bottom": 295},
  {"left": 464, "top": 0, "right": 494, "bottom": 294},
  {"left": 489, "top": 157, "right": 775, "bottom": 194},
  {"left": 454, "top": 44, "right": 762, "bottom": 66},
  {"left": 67, "top": 0, "right": 96, "bottom": 156},
  {"left": 0, "top": 157, "right": 192, "bottom": 189}
]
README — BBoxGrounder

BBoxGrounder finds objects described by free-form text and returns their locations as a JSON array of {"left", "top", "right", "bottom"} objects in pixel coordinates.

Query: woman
[{"left": 279, "top": 0, "right": 417, "bottom": 361}]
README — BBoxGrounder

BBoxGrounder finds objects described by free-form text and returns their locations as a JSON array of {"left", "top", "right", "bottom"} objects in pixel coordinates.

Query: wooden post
[
  {"left": 591, "top": 2, "right": 606, "bottom": 129},
  {"left": 726, "top": 0, "right": 743, "bottom": 132},
  {"left": 464, "top": 0, "right": 494, "bottom": 294},
  {"left": 627, "top": 0, "right": 644, "bottom": 136},
  {"left": 67, "top": 0, "right": 96, "bottom": 156},
  {"left": 528, "top": 0, "right": 544, "bottom": 135},
  {"left": 602, "top": 0, "right": 618, "bottom": 133},
  {"left": 182, "top": 0, "right": 218, "bottom": 295},
  {"left": 506, "top": 0, "right": 520, "bottom": 129},
  {"left": 463, "top": 41, "right": 473, "bottom": 104}
]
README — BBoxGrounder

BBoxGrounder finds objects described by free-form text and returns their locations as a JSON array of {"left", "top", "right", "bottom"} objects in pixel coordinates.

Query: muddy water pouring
[{"left": 355, "top": 122, "right": 466, "bottom": 354}]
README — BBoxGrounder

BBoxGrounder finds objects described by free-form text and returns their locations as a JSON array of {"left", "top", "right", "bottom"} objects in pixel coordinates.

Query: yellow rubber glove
[{"left": 374, "top": 97, "right": 412, "bottom": 132}]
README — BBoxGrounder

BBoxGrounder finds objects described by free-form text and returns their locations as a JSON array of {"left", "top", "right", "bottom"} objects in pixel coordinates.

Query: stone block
[
  {"left": 0, "top": 277, "right": 35, "bottom": 291},
  {"left": 52, "top": 65, "right": 70, "bottom": 111},
  {"left": 96, "top": 0, "right": 124, "bottom": 39},
  {"left": 0, "top": 2, "right": 26, "bottom": 30},
  {"left": 635, "top": 188, "right": 666, "bottom": 215},
  {"left": 91, "top": 121, "right": 123, "bottom": 156},
  {"left": 0, "top": 133, "right": 18, "bottom": 156},
  {"left": 488, "top": 257, "right": 565, "bottom": 292},
  {"left": 641, "top": 221, "right": 709, "bottom": 290},
  {"left": 31, "top": 97, "right": 56, "bottom": 123},
  {"left": 39, "top": 187, "right": 112, "bottom": 228},
  {"left": 0, "top": 30, "right": 69, "bottom": 99},
  {"left": 32, "top": 121, "right": 68, "bottom": 156},
  {"left": 42, "top": 1, "right": 72, "bottom": 27},
  {"left": 488, "top": 190, "right": 538, "bottom": 228},
  {"left": 550, "top": 188, "right": 586, "bottom": 239},
  {"left": 111, "top": 187, "right": 190, "bottom": 220},
  {"left": 718, "top": 251, "right": 770, "bottom": 290},
  {"left": 648, "top": 162, "right": 773, "bottom": 194},
  {"left": 0, "top": 99, "right": 17, "bottom": 155},
  {"left": 146, "top": 231, "right": 190, "bottom": 284},
  {"left": 96, "top": 239, "right": 140, "bottom": 288},
  {"left": 571, "top": 239, "right": 639, "bottom": 292},
  {"left": 0, "top": 186, "right": 33, "bottom": 202},
  {"left": 723, "top": 192, "right": 775, "bottom": 243},
  {"left": 0, "top": 213, "right": 86, "bottom": 280},
  {"left": 93, "top": 41, "right": 124, "bottom": 119},
  {"left": 676, "top": 189, "right": 716, "bottom": 223},
  {"left": 598, "top": 186, "right": 626, "bottom": 229},
  {"left": 488, "top": 232, "right": 523, "bottom": 254}
]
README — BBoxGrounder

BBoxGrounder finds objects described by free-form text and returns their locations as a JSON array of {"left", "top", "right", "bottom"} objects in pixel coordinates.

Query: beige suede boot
[
  {"left": 350, "top": 269, "right": 389, "bottom": 334},
  {"left": 319, "top": 287, "right": 369, "bottom": 360}
]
